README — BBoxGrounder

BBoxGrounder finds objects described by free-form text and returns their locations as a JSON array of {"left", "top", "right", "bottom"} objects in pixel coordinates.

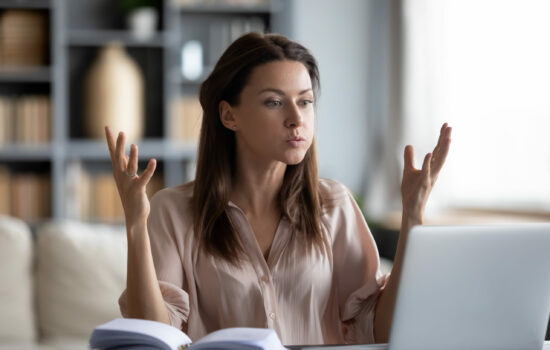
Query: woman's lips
[{"left": 287, "top": 136, "right": 305, "bottom": 147}]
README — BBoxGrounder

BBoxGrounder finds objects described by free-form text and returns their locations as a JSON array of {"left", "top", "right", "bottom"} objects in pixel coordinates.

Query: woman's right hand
[{"left": 105, "top": 126, "right": 157, "bottom": 226}]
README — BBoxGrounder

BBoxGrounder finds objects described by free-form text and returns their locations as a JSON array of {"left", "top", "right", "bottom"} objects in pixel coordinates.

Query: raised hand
[
  {"left": 401, "top": 123, "right": 452, "bottom": 223},
  {"left": 105, "top": 126, "right": 157, "bottom": 226}
]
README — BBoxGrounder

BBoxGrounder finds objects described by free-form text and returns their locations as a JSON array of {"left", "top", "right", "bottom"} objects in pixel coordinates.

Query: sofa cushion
[
  {"left": 0, "top": 216, "right": 36, "bottom": 343},
  {"left": 0, "top": 340, "right": 89, "bottom": 350},
  {"left": 36, "top": 221, "right": 126, "bottom": 340}
]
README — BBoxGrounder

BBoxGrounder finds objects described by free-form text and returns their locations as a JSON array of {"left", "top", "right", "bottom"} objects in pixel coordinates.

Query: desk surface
[
  {"left": 288, "top": 341, "right": 550, "bottom": 350},
  {"left": 287, "top": 345, "right": 386, "bottom": 350}
]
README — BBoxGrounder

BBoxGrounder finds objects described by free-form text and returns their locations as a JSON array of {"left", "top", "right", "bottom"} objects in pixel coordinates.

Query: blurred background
[
  {"left": 1, "top": 0, "right": 550, "bottom": 229},
  {"left": 0, "top": 0, "right": 549, "bottom": 346},
  {"left": 1, "top": 0, "right": 549, "bottom": 230}
]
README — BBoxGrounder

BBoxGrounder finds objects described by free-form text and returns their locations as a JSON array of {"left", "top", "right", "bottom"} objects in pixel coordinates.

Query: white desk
[{"left": 291, "top": 341, "right": 550, "bottom": 350}]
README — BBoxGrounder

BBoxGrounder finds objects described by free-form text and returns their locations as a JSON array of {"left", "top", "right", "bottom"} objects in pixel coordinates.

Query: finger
[
  {"left": 432, "top": 126, "right": 452, "bottom": 174},
  {"left": 434, "top": 122, "right": 450, "bottom": 151},
  {"left": 115, "top": 131, "right": 127, "bottom": 171},
  {"left": 105, "top": 126, "right": 116, "bottom": 158},
  {"left": 404, "top": 145, "right": 415, "bottom": 170},
  {"left": 421, "top": 152, "right": 432, "bottom": 179},
  {"left": 127, "top": 144, "right": 138, "bottom": 178},
  {"left": 446, "top": 125, "right": 452, "bottom": 142},
  {"left": 138, "top": 158, "right": 157, "bottom": 186},
  {"left": 440, "top": 122, "right": 448, "bottom": 135}
]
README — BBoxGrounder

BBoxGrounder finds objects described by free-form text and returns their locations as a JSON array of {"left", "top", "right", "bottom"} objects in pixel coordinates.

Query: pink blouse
[{"left": 119, "top": 178, "right": 389, "bottom": 345}]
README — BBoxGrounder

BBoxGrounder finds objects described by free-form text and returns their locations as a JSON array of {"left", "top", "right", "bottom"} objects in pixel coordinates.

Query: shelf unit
[
  {"left": 0, "top": 0, "right": 274, "bottom": 224},
  {"left": 0, "top": 67, "right": 51, "bottom": 82}
]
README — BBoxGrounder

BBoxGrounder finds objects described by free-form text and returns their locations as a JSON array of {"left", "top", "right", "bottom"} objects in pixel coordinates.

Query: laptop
[{"left": 388, "top": 223, "right": 550, "bottom": 350}]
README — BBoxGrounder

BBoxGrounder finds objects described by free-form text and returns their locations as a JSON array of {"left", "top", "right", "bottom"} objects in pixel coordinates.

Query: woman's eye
[
  {"left": 300, "top": 99, "right": 313, "bottom": 106},
  {"left": 266, "top": 100, "right": 282, "bottom": 107}
]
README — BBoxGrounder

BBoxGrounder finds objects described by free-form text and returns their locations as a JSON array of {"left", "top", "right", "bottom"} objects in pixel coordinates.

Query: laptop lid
[{"left": 388, "top": 223, "right": 550, "bottom": 350}]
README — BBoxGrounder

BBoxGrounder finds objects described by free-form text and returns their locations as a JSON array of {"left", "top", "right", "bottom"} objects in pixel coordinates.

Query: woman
[{"left": 105, "top": 32, "right": 451, "bottom": 345}]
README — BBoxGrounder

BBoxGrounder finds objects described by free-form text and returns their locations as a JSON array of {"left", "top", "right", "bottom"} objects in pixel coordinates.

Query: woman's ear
[{"left": 219, "top": 100, "right": 238, "bottom": 131}]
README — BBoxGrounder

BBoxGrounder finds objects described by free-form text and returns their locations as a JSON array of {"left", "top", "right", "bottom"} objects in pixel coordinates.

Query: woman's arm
[
  {"left": 373, "top": 123, "right": 452, "bottom": 342},
  {"left": 372, "top": 212, "right": 419, "bottom": 342},
  {"left": 105, "top": 126, "right": 170, "bottom": 325},
  {"left": 126, "top": 221, "right": 170, "bottom": 324}
]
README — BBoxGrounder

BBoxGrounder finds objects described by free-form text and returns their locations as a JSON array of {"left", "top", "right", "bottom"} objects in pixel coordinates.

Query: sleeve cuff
[
  {"left": 341, "top": 272, "right": 390, "bottom": 344},
  {"left": 118, "top": 280, "right": 190, "bottom": 330}
]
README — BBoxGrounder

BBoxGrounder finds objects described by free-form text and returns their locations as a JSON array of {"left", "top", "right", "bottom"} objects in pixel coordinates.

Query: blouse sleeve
[
  {"left": 118, "top": 189, "right": 191, "bottom": 330},
  {"left": 329, "top": 186, "right": 390, "bottom": 344}
]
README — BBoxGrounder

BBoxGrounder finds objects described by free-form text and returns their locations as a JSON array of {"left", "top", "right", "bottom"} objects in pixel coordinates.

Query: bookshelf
[{"left": 0, "top": 0, "right": 274, "bottom": 225}]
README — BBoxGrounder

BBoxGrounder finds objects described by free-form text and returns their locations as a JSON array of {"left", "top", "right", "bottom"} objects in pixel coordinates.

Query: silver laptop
[{"left": 389, "top": 223, "right": 550, "bottom": 350}]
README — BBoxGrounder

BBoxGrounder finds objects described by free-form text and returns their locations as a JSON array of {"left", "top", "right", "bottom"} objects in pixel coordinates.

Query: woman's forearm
[
  {"left": 373, "top": 212, "right": 421, "bottom": 343},
  {"left": 126, "top": 221, "right": 171, "bottom": 325}
]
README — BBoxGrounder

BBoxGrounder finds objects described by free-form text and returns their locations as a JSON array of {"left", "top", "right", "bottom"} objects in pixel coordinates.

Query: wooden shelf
[
  {"left": 65, "top": 139, "right": 197, "bottom": 160},
  {"left": 0, "top": 0, "right": 51, "bottom": 9},
  {"left": 169, "top": 66, "right": 213, "bottom": 85},
  {"left": 0, "top": 67, "right": 51, "bottom": 83},
  {"left": 177, "top": 3, "right": 271, "bottom": 14},
  {"left": 0, "top": 144, "right": 53, "bottom": 160},
  {"left": 66, "top": 30, "right": 168, "bottom": 48}
]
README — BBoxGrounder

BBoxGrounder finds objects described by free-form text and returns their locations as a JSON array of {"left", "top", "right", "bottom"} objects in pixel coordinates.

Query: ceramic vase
[{"left": 84, "top": 43, "right": 144, "bottom": 141}]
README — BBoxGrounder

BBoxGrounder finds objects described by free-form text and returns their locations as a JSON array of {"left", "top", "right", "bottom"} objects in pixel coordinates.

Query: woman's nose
[{"left": 284, "top": 103, "right": 304, "bottom": 128}]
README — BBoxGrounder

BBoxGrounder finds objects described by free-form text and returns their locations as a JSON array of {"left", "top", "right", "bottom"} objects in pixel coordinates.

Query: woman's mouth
[{"left": 287, "top": 136, "right": 305, "bottom": 147}]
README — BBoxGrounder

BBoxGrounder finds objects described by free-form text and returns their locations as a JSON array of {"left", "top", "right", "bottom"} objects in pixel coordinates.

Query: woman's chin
[{"left": 282, "top": 151, "right": 307, "bottom": 165}]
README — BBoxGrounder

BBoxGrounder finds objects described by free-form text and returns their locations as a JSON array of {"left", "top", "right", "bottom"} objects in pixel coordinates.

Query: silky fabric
[{"left": 119, "top": 179, "right": 390, "bottom": 345}]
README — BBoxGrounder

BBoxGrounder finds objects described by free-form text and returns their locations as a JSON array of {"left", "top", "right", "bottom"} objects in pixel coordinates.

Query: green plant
[{"left": 118, "top": 0, "right": 159, "bottom": 13}]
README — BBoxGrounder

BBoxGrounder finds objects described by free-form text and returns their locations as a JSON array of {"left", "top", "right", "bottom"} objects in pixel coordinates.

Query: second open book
[{"left": 89, "top": 318, "right": 288, "bottom": 350}]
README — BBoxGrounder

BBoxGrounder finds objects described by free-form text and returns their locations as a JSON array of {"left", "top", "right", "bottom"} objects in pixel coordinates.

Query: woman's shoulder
[
  {"left": 147, "top": 182, "right": 195, "bottom": 244},
  {"left": 318, "top": 178, "right": 353, "bottom": 209},
  {"left": 318, "top": 179, "right": 365, "bottom": 242},
  {"left": 150, "top": 181, "right": 194, "bottom": 211}
]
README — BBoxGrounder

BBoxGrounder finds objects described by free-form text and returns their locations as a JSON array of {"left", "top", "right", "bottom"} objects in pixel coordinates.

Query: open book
[{"left": 89, "top": 318, "right": 288, "bottom": 350}]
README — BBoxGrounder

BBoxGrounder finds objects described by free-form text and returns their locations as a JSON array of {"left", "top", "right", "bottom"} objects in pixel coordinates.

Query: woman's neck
[{"left": 231, "top": 155, "right": 286, "bottom": 217}]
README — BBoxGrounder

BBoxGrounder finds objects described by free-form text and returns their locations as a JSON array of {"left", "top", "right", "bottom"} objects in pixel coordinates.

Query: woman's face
[{"left": 221, "top": 60, "right": 315, "bottom": 165}]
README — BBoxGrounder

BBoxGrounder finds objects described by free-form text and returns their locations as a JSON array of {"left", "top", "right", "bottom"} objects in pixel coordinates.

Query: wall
[{"left": 272, "top": 0, "right": 372, "bottom": 195}]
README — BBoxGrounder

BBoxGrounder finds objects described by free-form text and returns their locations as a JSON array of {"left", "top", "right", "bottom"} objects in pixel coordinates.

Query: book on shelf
[
  {"left": 0, "top": 96, "right": 15, "bottom": 146},
  {"left": 0, "top": 166, "right": 50, "bottom": 220},
  {"left": 0, "top": 95, "right": 51, "bottom": 145},
  {"left": 11, "top": 172, "right": 50, "bottom": 221},
  {"left": 0, "top": 9, "right": 48, "bottom": 67},
  {"left": 93, "top": 173, "right": 124, "bottom": 223},
  {"left": 15, "top": 95, "right": 51, "bottom": 144},
  {"left": 207, "top": 17, "right": 265, "bottom": 66},
  {"left": 170, "top": 96, "right": 202, "bottom": 143},
  {"left": 0, "top": 166, "right": 11, "bottom": 215},
  {"left": 65, "top": 161, "right": 164, "bottom": 223},
  {"left": 90, "top": 318, "right": 288, "bottom": 350}
]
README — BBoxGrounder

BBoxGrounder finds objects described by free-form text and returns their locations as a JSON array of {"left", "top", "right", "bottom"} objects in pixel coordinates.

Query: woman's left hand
[{"left": 401, "top": 123, "right": 452, "bottom": 223}]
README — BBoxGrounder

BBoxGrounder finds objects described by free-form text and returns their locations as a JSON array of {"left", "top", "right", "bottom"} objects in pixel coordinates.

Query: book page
[
  {"left": 91, "top": 318, "right": 191, "bottom": 350},
  {"left": 191, "top": 327, "right": 287, "bottom": 350}
]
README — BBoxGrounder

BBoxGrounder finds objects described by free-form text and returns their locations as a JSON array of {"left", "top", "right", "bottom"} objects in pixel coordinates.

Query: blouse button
[
  {"left": 262, "top": 275, "right": 269, "bottom": 283},
  {"left": 269, "top": 312, "right": 276, "bottom": 319}
]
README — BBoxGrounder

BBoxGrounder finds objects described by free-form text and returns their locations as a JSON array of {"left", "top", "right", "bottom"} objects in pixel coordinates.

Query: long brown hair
[{"left": 193, "top": 32, "right": 323, "bottom": 264}]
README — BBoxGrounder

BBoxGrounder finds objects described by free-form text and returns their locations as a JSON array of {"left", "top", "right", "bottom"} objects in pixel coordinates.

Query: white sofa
[
  {"left": 0, "top": 216, "right": 127, "bottom": 350},
  {"left": 0, "top": 215, "right": 394, "bottom": 349}
]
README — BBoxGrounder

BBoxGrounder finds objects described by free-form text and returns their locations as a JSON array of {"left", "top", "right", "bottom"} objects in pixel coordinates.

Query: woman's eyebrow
[{"left": 257, "top": 88, "right": 313, "bottom": 95}]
